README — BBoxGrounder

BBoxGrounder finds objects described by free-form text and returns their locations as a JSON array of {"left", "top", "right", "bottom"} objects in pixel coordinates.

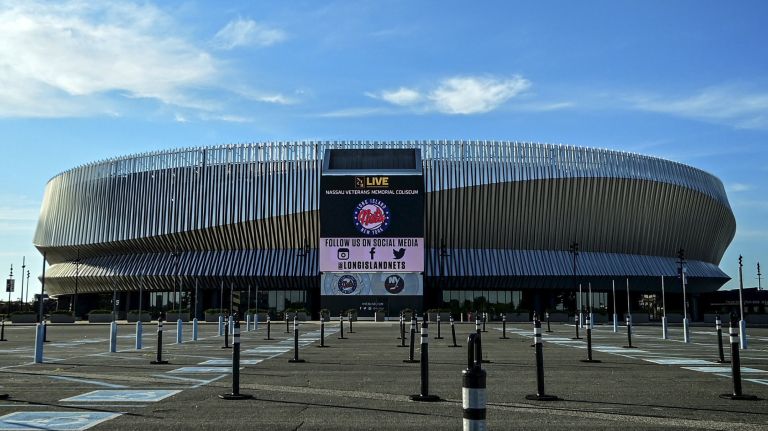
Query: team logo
[
  {"left": 383, "top": 274, "right": 405, "bottom": 294},
  {"left": 337, "top": 275, "right": 358, "bottom": 295},
  {"left": 353, "top": 198, "right": 391, "bottom": 236}
]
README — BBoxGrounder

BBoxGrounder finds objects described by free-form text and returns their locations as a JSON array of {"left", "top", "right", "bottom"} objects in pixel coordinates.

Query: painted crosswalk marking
[
  {"left": 0, "top": 412, "right": 120, "bottom": 431},
  {"left": 61, "top": 390, "right": 181, "bottom": 403}
]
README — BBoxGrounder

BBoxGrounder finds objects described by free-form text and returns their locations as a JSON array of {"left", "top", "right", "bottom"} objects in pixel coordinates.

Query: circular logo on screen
[
  {"left": 353, "top": 198, "right": 390, "bottom": 236},
  {"left": 383, "top": 274, "right": 405, "bottom": 294},
  {"left": 337, "top": 275, "right": 358, "bottom": 295}
]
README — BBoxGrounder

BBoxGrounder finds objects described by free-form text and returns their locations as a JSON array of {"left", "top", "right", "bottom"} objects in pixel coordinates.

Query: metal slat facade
[{"left": 34, "top": 141, "right": 735, "bottom": 295}]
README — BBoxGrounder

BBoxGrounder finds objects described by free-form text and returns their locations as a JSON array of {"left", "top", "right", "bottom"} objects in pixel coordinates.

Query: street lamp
[
  {"left": 677, "top": 249, "right": 690, "bottom": 343},
  {"left": 756, "top": 262, "right": 762, "bottom": 291},
  {"left": 73, "top": 253, "right": 80, "bottom": 319},
  {"left": 26, "top": 270, "right": 30, "bottom": 309},
  {"left": 439, "top": 238, "right": 450, "bottom": 318},
  {"left": 6, "top": 265, "right": 13, "bottom": 316},
  {"left": 569, "top": 242, "right": 580, "bottom": 339},
  {"left": 19, "top": 257, "right": 25, "bottom": 312},
  {"left": 661, "top": 275, "right": 668, "bottom": 339},
  {"left": 738, "top": 255, "right": 747, "bottom": 349}
]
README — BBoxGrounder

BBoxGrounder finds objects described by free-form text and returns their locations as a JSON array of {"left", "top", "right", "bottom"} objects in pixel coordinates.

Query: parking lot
[{"left": 0, "top": 320, "right": 766, "bottom": 430}]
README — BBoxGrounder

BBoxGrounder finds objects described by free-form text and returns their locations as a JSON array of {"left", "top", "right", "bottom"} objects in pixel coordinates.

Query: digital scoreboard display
[{"left": 320, "top": 159, "right": 424, "bottom": 316}]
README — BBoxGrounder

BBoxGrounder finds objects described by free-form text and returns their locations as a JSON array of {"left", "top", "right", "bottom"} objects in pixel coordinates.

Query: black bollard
[
  {"left": 285, "top": 314, "right": 290, "bottom": 333},
  {"left": 545, "top": 312, "right": 552, "bottom": 333},
  {"left": 482, "top": 313, "right": 487, "bottom": 333},
  {"left": 397, "top": 314, "right": 404, "bottom": 340},
  {"left": 450, "top": 316, "right": 461, "bottom": 347},
  {"left": 150, "top": 319, "right": 169, "bottom": 365},
  {"left": 463, "top": 333, "right": 486, "bottom": 431},
  {"left": 289, "top": 318, "right": 305, "bottom": 363},
  {"left": 475, "top": 317, "right": 481, "bottom": 335},
  {"left": 525, "top": 315, "right": 559, "bottom": 401},
  {"left": 715, "top": 314, "right": 729, "bottom": 364},
  {"left": 348, "top": 312, "right": 354, "bottom": 333},
  {"left": 404, "top": 317, "right": 419, "bottom": 363},
  {"left": 43, "top": 320, "right": 49, "bottom": 343},
  {"left": 398, "top": 316, "right": 407, "bottom": 347},
  {"left": 580, "top": 314, "right": 601, "bottom": 363},
  {"left": 337, "top": 314, "right": 346, "bottom": 339},
  {"left": 500, "top": 314, "right": 508, "bottom": 339},
  {"left": 622, "top": 315, "right": 636, "bottom": 348},
  {"left": 410, "top": 317, "right": 441, "bottom": 401},
  {"left": 0, "top": 317, "right": 6, "bottom": 342},
  {"left": 572, "top": 314, "right": 582, "bottom": 340},
  {"left": 435, "top": 314, "right": 443, "bottom": 340},
  {"left": 222, "top": 316, "right": 231, "bottom": 349},
  {"left": 719, "top": 314, "right": 759, "bottom": 400},
  {"left": 219, "top": 319, "right": 252, "bottom": 400},
  {"left": 264, "top": 316, "right": 273, "bottom": 340},
  {"left": 318, "top": 316, "right": 328, "bottom": 348}
]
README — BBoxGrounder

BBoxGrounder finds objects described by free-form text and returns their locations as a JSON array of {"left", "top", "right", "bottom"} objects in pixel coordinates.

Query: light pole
[
  {"left": 661, "top": 276, "right": 668, "bottom": 339},
  {"left": 39, "top": 252, "right": 46, "bottom": 323},
  {"left": 757, "top": 262, "right": 762, "bottom": 291},
  {"left": 738, "top": 255, "right": 747, "bottom": 349},
  {"left": 677, "top": 249, "right": 690, "bottom": 343},
  {"left": 19, "top": 257, "right": 25, "bottom": 312},
  {"left": 73, "top": 253, "right": 80, "bottom": 319},
  {"left": 612, "top": 279, "right": 617, "bottom": 332},
  {"left": 625, "top": 277, "right": 631, "bottom": 325},
  {"left": 439, "top": 239, "right": 450, "bottom": 319},
  {"left": 569, "top": 242, "right": 580, "bottom": 339},
  {"left": 7, "top": 265, "right": 13, "bottom": 316},
  {"left": 26, "top": 270, "right": 30, "bottom": 309}
]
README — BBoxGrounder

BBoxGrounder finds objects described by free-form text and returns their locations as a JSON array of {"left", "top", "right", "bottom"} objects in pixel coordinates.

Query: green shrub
[
  {"left": 50, "top": 310, "right": 74, "bottom": 315},
  {"left": 11, "top": 311, "right": 36, "bottom": 315},
  {"left": 88, "top": 310, "right": 113, "bottom": 315},
  {"left": 204, "top": 308, "right": 225, "bottom": 315}
]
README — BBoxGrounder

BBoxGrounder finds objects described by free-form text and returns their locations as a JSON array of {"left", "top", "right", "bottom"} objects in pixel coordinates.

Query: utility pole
[
  {"left": 738, "top": 255, "right": 747, "bottom": 349},
  {"left": 677, "top": 249, "right": 690, "bottom": 343},
  {"left": 757, "top": 262, "right": 763, "bottom": 291}
]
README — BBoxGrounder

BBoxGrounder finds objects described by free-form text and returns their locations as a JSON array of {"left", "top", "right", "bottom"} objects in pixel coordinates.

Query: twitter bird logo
[{"left": 393, "top": 248, "right": 406, "bottom": 260}]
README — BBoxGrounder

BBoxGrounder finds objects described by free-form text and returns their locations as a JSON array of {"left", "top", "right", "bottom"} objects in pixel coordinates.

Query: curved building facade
[{"left": 33, "top": 141, "right": 735, "bottom": 316}]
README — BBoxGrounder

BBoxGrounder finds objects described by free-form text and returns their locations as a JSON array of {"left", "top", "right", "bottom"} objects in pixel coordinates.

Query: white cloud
[
  {"left": 369, "top": 75, "right": 531, "bottom": 115},
  {"left": 213, "top": 18, "right": 286, "bottom": 49},
  {"left": 370, "top": 87, "right": 422, "bottom": 106},
  {"left": 0, "top": 1, "right": 219, "bottom": 118},
  {"left": 629, "top": 86, "right": 768, "bottom": 130},
  {"left": 726, "top": 183, "right": 753, "bottom": 193},
  {"left": 428, "top": 76, "right": 531, "bottom": 114}
]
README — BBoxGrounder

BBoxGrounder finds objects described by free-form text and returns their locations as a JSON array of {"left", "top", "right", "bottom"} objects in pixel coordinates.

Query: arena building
[{"left": 33, "top": 141, "right": 736, "bottom": 320}]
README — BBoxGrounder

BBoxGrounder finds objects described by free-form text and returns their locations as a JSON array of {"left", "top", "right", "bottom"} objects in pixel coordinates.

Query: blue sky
[{"left": 1, "top": 1, "right": 766, "bottom": 299}]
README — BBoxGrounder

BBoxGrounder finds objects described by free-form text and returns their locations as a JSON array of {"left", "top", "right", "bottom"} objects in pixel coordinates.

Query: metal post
[
  {"left": 33, "top": 323, "right": 44, "bottom": 363},
  {"left": 410, "top": 317, "right": 440, "bottom": 401},
  {"left": 176, "top": 318, "right": 183, "bottom": 344},
  {"left": 318, "top": 316, "right": 327, "bottom": 348},
  {"left": 404, "top": 317, "right": 418, "bottom": 363},
  {"left": 525, "top": 315, "right": 559, "bottom": 401},
  {"left": 719, "top": 314, "right": 758, "bottom": 400},
  {"left": 481, "top": 313, "right": 487, "bottom": 333},
  {"left": 192, "top": 317, "right": 199, "bottom": 341},
  {"left": 222, "top": 315, "right": 230, "bottom": 349},
  {"left": 462, "top": 333, "right": 486, "bottom": 431},
  {"left": 220, "top": 319, "right": 252, "bottom": 400},
  {"left": 398, "top": 315, "right": 407, "bottom": 347},
  {"left": 109, "top": 321, "right": 117, "bottom": 353},
  {"left": 218, "top": 314, "right": 224, "bottom": 336},
  {"left": 545, "top": 312, "right": 551, "bottom": 333},
  {"left": 338, "top": 314, "right": 346, "bottom": 339},
  {"left": 578, "top": 283, "right": 583, "bottom": 329},
  {"left": 623, "top": 315, "right": 636, "bottom": 348},
  {"left": 265, "top": 316, "right": 272, "bottom": 340},
  {"left": 39, "top": 252, "right": 46, "bottom": 324},
  {"left": 612, "top": 279, "right": 618, "bottom": 333},
  {"left": 450, "top": 315, "right": 460, "bottom": 347},
  {"left": 661, "top": 276, "right": 668, "bottom": 340},
  {"left": 679, "top": 250, "right": 690, "bottom": 344},
  {"left": 289, "top": 317, "right": 305, "bottom": 363},
  {"left": 715, "top": 314, "right": 728, "bottom": 364},
  {"left": 0, "top": 318, "right": 5, "bottom": 341},
  {"left": 738, "top": 255, "right": 748, "bottom": 349},
  {"left": 580, "top": 313, "right": 600, "bottom": 363},
  {"left": 348, "top": 312, "right": 354, "bottom": 333},
  {"left": 150, "top": 319, "right": 168, "bottom": 364},
  {"left": 500, "top": 314, "right": 508, "bottom": 339},
  {"left": 435, "top": 313, "right": 443, "bottom": 340},
  {"left": 572, "top": 313, "right": 581, "bottom": 340}
]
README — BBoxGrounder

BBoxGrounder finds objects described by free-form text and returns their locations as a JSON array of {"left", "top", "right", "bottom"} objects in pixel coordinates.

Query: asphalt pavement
[{"left": 0, "top": 319, "right": 766, "bottom": 430}]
